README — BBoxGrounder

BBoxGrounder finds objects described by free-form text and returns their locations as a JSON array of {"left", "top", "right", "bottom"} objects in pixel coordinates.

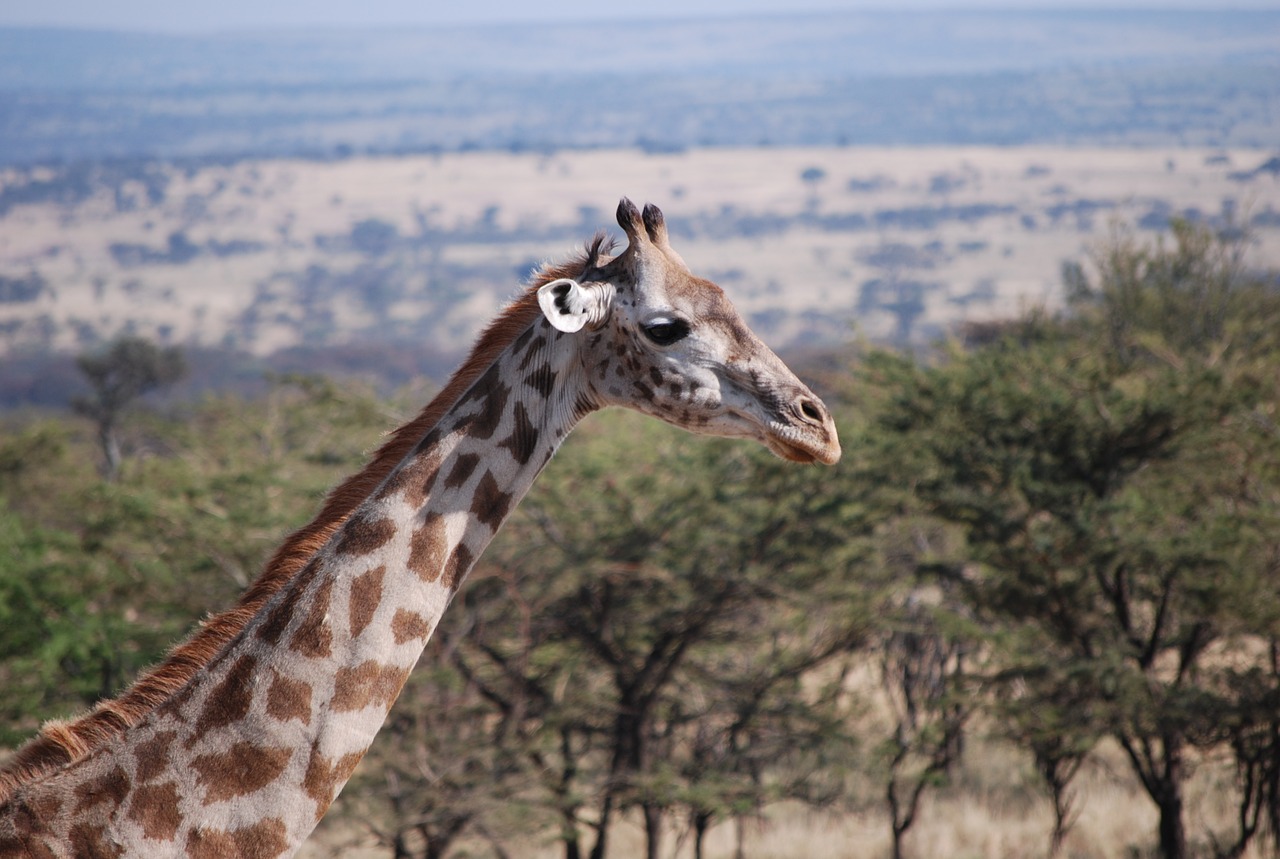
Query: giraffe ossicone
[{"left": 0, "top": 198, "right": 839, "bottom": 858}]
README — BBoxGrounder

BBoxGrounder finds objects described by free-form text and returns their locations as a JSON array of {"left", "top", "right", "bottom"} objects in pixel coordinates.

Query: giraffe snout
[{"left": 763, "top": 390, "right": 839, "bottom": 466}]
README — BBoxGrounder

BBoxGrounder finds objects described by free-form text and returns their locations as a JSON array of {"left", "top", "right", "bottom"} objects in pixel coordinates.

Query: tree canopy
[{"left": 856, "top": 221, "right": 1280, "bottom": 859}]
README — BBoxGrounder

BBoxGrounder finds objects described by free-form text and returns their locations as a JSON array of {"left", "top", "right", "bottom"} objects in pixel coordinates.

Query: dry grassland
[
  {"left": 2, "top": 146, "right": 1277, "bottom": 362},
  {"left": 300, "top": 726, "right": 1263, "bottom": 859},
  {"left": 299, "top": 660, "right": 1267, "bottom": 859}
]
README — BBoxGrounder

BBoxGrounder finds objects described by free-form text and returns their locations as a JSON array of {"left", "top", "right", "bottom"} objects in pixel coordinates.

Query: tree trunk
[
  {"left": 1048, "top": 811, "right": 1068, "bottom": 859},
  {"left": 592, "top": 692, "right": 644, "bottom": 859},
  {"left": 589, "top": 793, "right": 614, "bottom": 859},
  {"left": 642, "top": 803, "right": 662, "bottom": 859},
  {"left": 100, "top": 422, "right": 121, "bottom": 481},
  {"left": 424, "top": 819, "right": 468, "bottom": 859},
  {"left": 890, "top": 823, "right": 907, "bottom": 859},
  {"left": 1040, "top": 756, "right": 1082, "bottom": 858},
  {"left": 561, "top": 824, "right": 582, "bottom": 859},
  {"left": 422, "top": 818, "right": 468, "bottom": 859},
  {"left": 558, "top": 729, "right": 583, "bottom": 859},
  {"left": 1156, "top": 786, "right": 1187, "bottom": 859},
  {"left": 692, "top": 811, "right": 711, "bottom": 859},
  {"left": 886, "top": 742, "right": 919, "bottom": 859},
  {"left": 1124, "top": 735, "right": 1188, "bottom": 859},
  {"left": 1117, "top": 732, "right": 1194, "bottom": 859}
]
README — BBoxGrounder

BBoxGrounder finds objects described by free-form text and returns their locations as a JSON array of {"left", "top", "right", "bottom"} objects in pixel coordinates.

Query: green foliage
[
  {"left": 0, "top": 377, "right": 391, "bottom": 743},
  {"left": 1067, "top": 218, "right": 1280, "bottom": 365},
  {"left": 859, "top": 220, "right": 1280, "bottom": 859}
]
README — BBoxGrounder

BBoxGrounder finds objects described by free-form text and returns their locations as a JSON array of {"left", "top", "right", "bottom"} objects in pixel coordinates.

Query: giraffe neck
[{"left": 3, "top": 317, "right": 590, "bottom": 857}]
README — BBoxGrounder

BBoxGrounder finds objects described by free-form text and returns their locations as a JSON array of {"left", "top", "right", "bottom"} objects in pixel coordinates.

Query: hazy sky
[{"left": 4, "top": 0, "right": 1276, "bottom": 33}]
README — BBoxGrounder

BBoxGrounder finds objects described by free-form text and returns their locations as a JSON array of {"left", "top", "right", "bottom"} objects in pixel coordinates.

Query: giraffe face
[{"left": 539, "top": 199, "right": 841, "bottom": 465}]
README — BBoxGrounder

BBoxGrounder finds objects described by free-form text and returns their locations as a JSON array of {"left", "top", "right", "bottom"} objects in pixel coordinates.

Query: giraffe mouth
[
  {"left": 715, "top": 371, "right": 841, "bottom": 465},
  {"left": 773, "top": 440, "right": 821, "bottom": 464},
  {"left": 765, "top": 422, "right": 841, "bottom": 465}
]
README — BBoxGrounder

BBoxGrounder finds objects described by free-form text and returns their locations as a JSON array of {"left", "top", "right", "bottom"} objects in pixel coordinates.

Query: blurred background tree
[
  {"left": 71, "top": 335, "right": 186, "bottom": 480},
  {"left": 0, "top": 376, "right": 392, "bottom": 744},
  {"left": 858, "top": 220, "right": 1280, "bottom": 859}
]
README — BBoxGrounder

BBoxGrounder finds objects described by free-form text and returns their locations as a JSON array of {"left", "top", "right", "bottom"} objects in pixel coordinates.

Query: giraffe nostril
[{"left": 798, "top": 398, "right": 824, "bottom": 425}]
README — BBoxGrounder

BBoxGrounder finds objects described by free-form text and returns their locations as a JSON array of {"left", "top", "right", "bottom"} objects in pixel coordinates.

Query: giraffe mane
[{"left": 0, "top": 238, "right": 611, "bottom": 805}]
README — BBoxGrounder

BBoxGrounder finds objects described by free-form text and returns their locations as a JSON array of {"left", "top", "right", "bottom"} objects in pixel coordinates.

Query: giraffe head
[{"left": 537, "top": 198, "right": 840, "bottom": 465}]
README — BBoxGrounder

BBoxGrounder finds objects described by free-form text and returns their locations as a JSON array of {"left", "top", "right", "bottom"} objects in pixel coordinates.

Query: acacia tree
[
  {"left": 879, "top": 596, "right": 972, "bottom": 859},
  {"left": 342, "top": 636, "right": 529, "bottom": 859},
  {"left": 72, "top": 335, "right": 186, "bottom": 480},
  {"left": 860, "top": 221, "right": 1280, "bottom": 859},
  {"left": 995, "top": 662, "right": 1095, "bottom": 857},
  {"left": 671, "top": 631, "right": 861, "bottom": 859},
  {"left": 382, "top": 411, "right": 871, "bottom": 859}
]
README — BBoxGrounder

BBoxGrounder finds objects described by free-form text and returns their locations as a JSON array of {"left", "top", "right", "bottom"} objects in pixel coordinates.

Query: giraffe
[{"left": 0, "top": 199, "right": 840, "bottom": 858}]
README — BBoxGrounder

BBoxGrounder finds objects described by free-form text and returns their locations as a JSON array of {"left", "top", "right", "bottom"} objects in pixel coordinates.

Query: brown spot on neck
[
  {"left": 302, "top": 746, "right": 365, "bottom": 822},
  {"left": 266, "top": 671, "right": 313, "bottom": 725},
  {"left": 332, "top": 516, "right": 397, "bottom": 557},
  {"left": 190, "top": 655, "right": 258, "bottom": 743},
  {"left": 289, "top": 577, "right": 334, "bottom": 659},
  {"left": 73, "top": 765, "right": 130, "bottom": 813},
  {"left": 188, "top": 818, "right": 290, "bottom": 859},
  {"left": 407, "top": 513, "right": 447, "bottom": 582},
  {"left": 28, "top": 792, "right": 64, "bottom": 830},
  {"left": 192, "top": 742, "right": 290, "bottom": 805},
  {"left": 331, "top": 661, "right": 409, "bottom": 713},
  {"left": 385, "top": 445, "right": 445, "bottom": 509},
  {"left": 524, "top": 363, "right": 557, "bottom": 397},
  {"left": 258, "top": 558, "right": 321, "bottom": 645},
  {"left": 391, "top": 609, "right": 432, "bottom": 644},
  {"left": 499, "top": 401, "right": 540, "bottom": 466},
  {"left": 348, "top": 565, "right": 386, "bottom": 640},
  {"left": 134, "top": 730, "right": 177, "bottom": 784},
  {"left": 69, "top": 822, "right": 124, "bottom": 858},
  {"left": 457, "top": 367, "right": 511, "bottom": 441},
  {"left": 471, "top": 472, "right": 513, "bottom": 531},
  {"left": 510, "top": 324, "right": 535, "bottom": 355},
  {"left": 443, "top": 543, "right": 475, "bottom": 591},
  {"left": 126, "top": 781, "right": 182, "bottom": 841},
  {"left": 517, "top": 334, "right": 548, "bottom": 370},
  {"left": 408, "top": 427, "right": 443, "bottom": 460},
  {"left": 444, "top": 452, "right": 481, "bottom": 490}
]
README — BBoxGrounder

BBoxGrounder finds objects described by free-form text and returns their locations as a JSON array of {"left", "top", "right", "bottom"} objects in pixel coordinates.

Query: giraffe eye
[{"left": 642, "top": 318, "right": 690, "bottom": 346}]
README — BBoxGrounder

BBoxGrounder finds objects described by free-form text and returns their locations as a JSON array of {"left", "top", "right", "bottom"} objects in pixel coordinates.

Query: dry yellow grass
[
  {"left": 298, "top": 617, "right": 1273, "bottom": 858},
  {"left": 303, "top": 746, "right": 1264, "bottom": 859},
  {"left": 299, "top": 694, "right": 1267, "bottom": 859},
  {"left": 3, "top": 146, "right": 1277, "bottom": 358}
]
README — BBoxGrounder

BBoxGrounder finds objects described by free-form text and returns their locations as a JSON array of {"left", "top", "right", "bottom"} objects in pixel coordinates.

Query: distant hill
[{"left": 0, "top": 9, "right": 1278, "bottom": 165}]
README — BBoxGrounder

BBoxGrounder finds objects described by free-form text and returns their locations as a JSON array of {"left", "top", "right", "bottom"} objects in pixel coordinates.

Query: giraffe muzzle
[{"left": 766, "top": 393, "right": 841, "bottom": 465}]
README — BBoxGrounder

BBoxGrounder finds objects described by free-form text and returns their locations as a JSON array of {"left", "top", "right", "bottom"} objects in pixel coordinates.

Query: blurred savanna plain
[{"left": 2, "top": 8, "right": 1280, "bottom": 859}]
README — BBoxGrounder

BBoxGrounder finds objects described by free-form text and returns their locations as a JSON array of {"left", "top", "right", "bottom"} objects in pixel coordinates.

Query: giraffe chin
[{"left": 766, "top": 435, "right": 840, "bottom": 466}]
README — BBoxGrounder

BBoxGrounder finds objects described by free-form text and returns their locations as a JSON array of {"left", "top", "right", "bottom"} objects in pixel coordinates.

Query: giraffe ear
[{"left": 537, "top": 278, "right": 609, "bottom": 333}]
